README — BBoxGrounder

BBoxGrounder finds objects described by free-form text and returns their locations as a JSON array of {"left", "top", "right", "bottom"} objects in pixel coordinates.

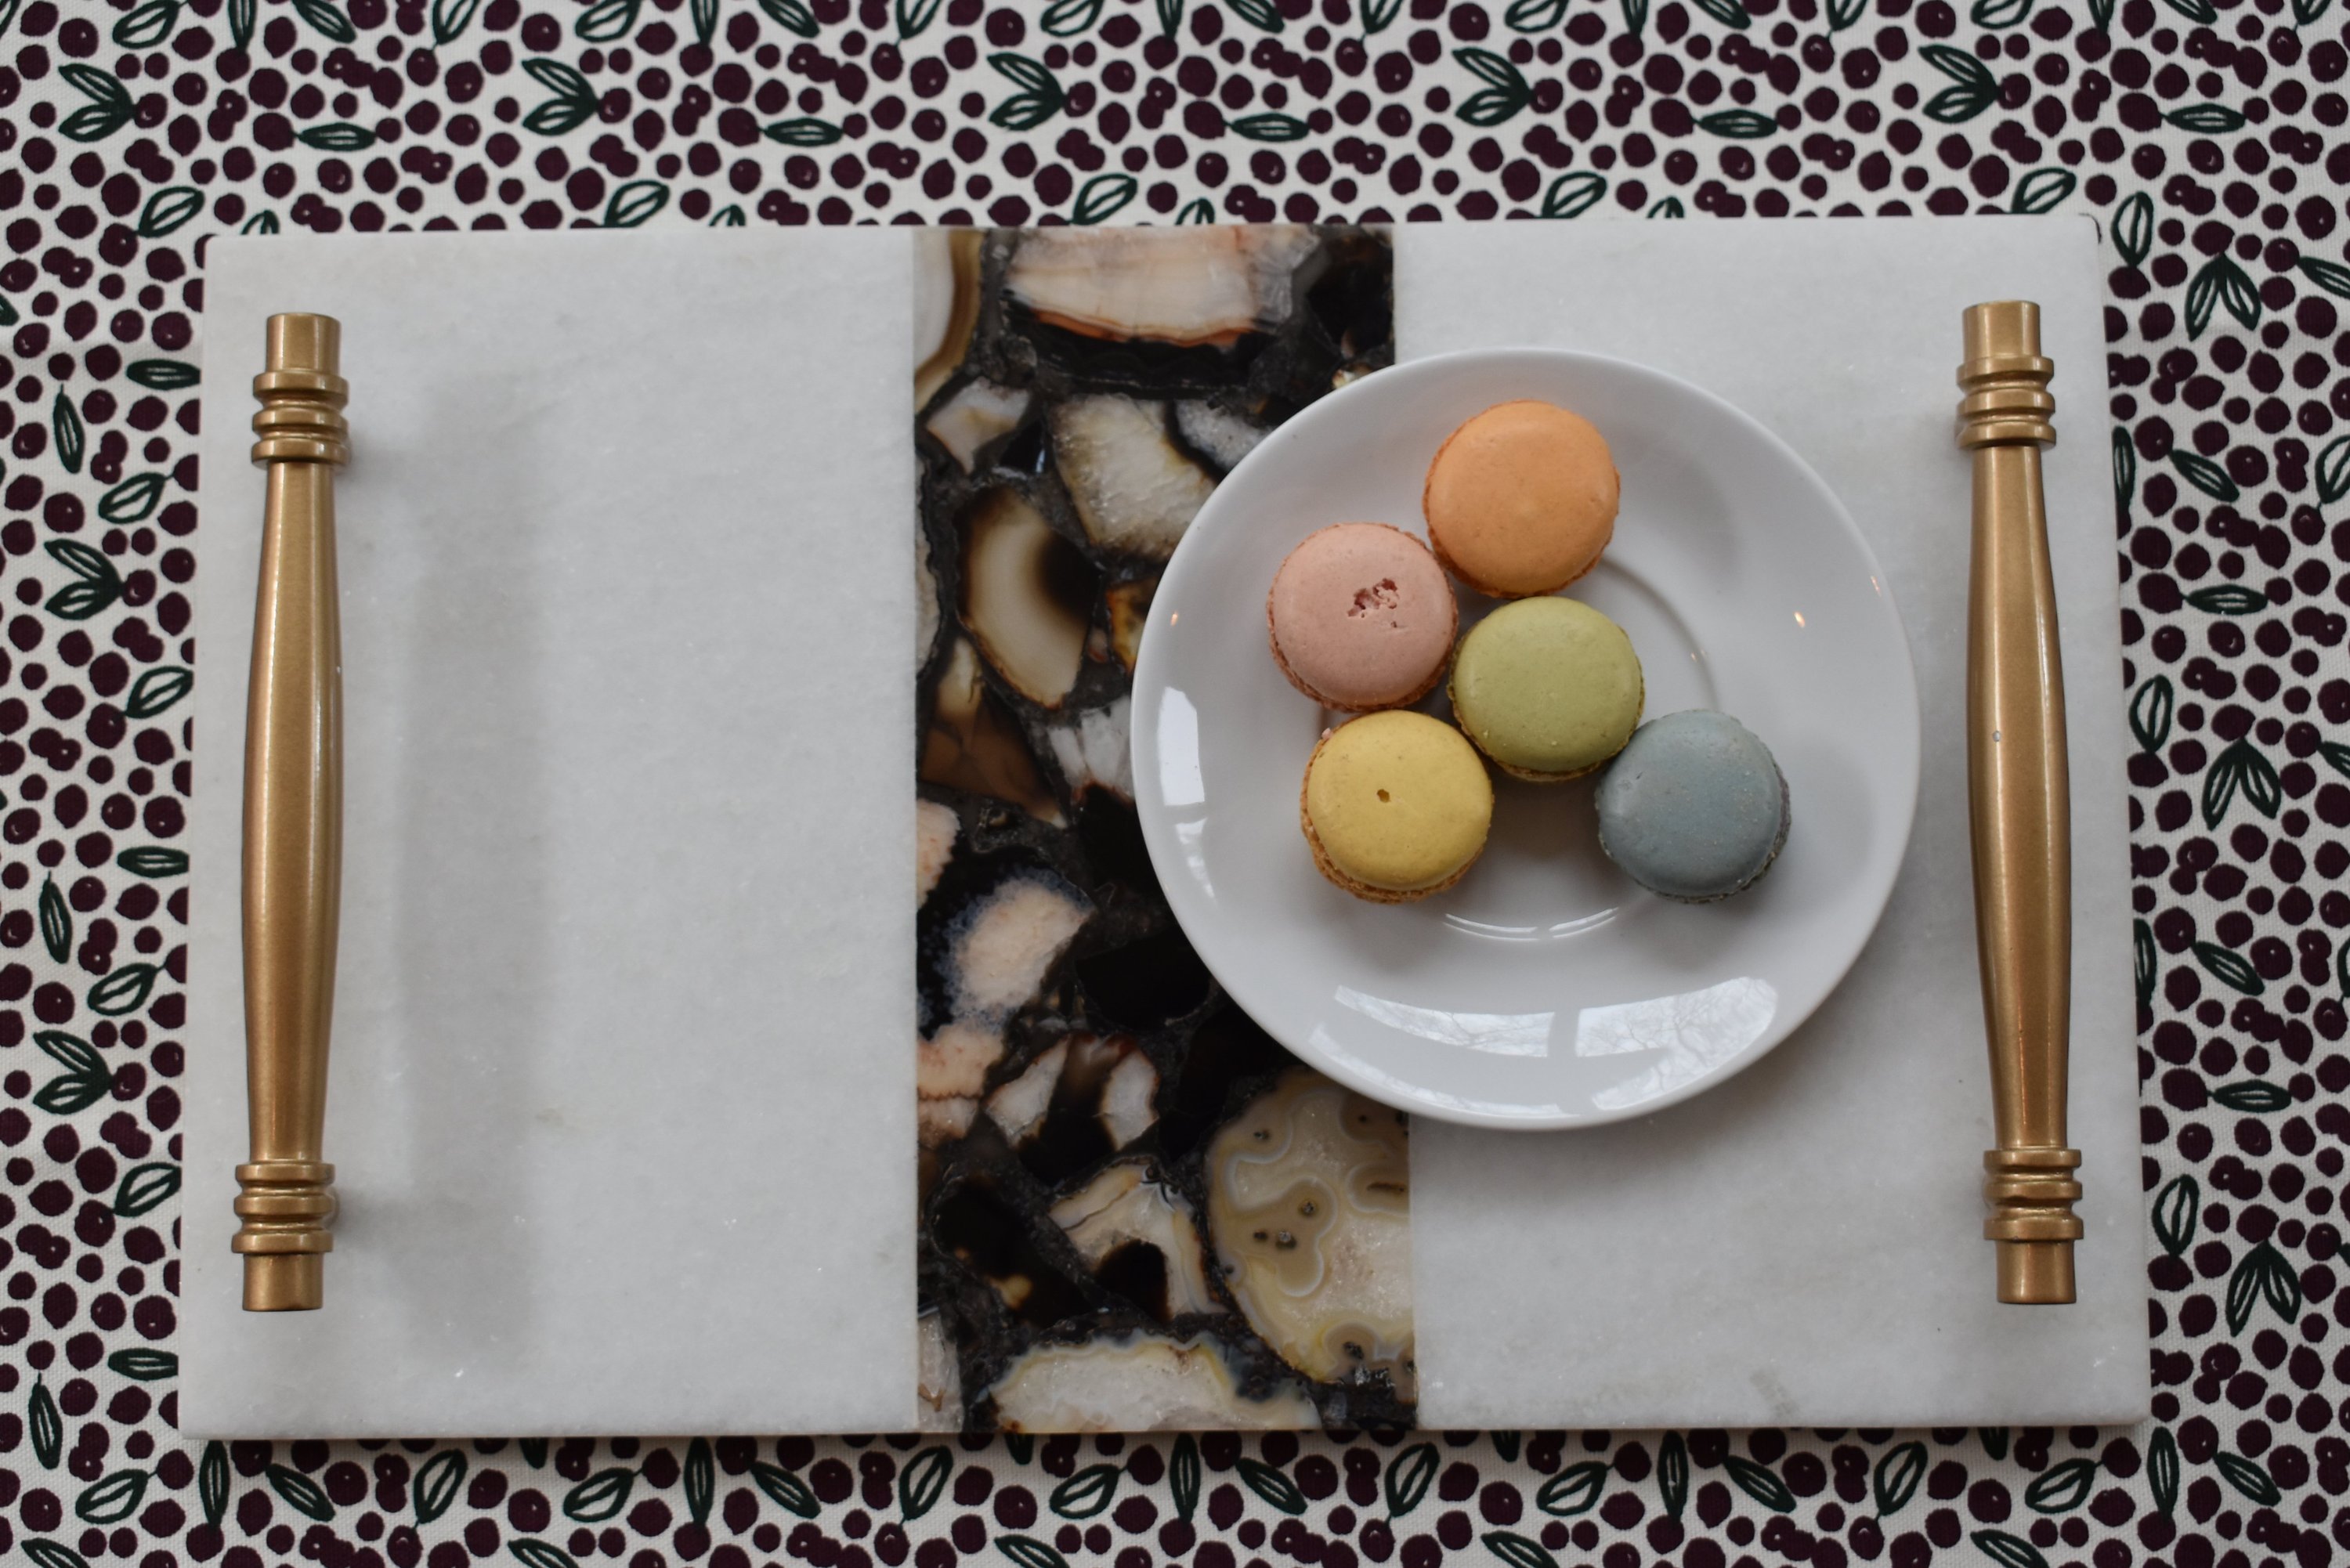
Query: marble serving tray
[{"left": 184, "top": 218, "right": 2146, "bottom": 1438}]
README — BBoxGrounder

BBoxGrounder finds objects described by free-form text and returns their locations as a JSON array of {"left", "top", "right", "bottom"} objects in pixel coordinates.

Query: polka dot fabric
[{"left": 2, "top": 0, "right": 2349, "bottom": 1559}]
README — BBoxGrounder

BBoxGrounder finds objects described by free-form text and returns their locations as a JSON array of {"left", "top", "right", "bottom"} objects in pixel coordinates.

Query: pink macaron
[{"left": 1266, "top": 522, "right": 1458, "bottom": 712}]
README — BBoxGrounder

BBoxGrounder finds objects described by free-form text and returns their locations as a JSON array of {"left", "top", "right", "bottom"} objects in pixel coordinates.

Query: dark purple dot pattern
[{"left": 4, "top": 0, "right": 2350, "bottom": 1557}]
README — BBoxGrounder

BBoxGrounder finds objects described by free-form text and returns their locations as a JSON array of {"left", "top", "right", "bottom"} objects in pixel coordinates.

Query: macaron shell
[
  {"left": 1267, "top": 523, "right": 1458, "bottom": 712},
  {"left": 1448, "top": 597, "right": 1644, "bottom": 781},
  {"left": 1301, "top": 794, "right": 1481, "bottom": 905},
  {"left": 1301, "top": 711, "right": 1494, "bottom": 900},
  {"left": 1596, "top": 710, "right": 1791, "bottom": 901},
  {"left": 1424, "top": 400, "right": 1619, "bottom": 598}
]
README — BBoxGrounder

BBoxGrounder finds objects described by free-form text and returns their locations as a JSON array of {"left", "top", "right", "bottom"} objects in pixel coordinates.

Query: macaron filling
[
  {"left": 1448, "top": 597, "right": 1643, "bottom": 780},
  {"left": 1304, "top": 711, "right": 1494, "bottom": 895},
  {"left": 1596, "top": 710, "right": 1789, "bottom": 901},
  {"left": 1268, "top": 523, "right": 1457, "bottom": 711}
]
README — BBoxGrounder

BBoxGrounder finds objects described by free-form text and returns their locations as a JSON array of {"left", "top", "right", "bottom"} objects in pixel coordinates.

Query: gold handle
[
  {"left": 234, "top": 314, "right": 349, "bottom": 1312},
  {"left": 1958, "top": 301, "right": 2082, "bottom": 1305}
]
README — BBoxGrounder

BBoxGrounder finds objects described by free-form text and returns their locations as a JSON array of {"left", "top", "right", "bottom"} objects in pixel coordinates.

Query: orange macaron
[{"left": 1423, "top": 400, "right": 1619, "bottom": 598}]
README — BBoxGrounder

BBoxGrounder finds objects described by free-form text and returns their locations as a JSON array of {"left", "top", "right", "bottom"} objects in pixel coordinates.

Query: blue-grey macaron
[{"left": 1595, "top": 710, "right": 1789, "bottom": 903}]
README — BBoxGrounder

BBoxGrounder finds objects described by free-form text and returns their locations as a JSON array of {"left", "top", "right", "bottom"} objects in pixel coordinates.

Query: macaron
[
  {"left": 1448, "top": 597, "right": 1643, "bottom": 782},
  {"left": 1596, "top": 710, "right": 1789, "bottom": 902},
  {"left": 1267, "top": 522, "right": 1457, "bottom": 711},
  {"left": 1423, "top": 400, "right": 1619, "bottom": 598},
  {"left": 1301, "top": 710, "right": 1494, "bottom": 904}
]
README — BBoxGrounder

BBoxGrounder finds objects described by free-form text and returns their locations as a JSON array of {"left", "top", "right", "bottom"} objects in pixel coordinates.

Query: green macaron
[{"left": 1448, "top": 597, "right": 1644, "bottom": 782}]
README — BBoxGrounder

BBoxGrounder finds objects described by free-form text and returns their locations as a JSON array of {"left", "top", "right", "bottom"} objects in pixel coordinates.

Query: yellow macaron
[{"left": 1300, "top": 711, "right": 1494, "bottom": 903}]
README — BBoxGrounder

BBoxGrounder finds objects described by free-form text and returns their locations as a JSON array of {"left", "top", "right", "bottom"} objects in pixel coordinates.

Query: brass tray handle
[
  {"left": 1958, "top": 300, "right": 2083, "bottom": 1306},
  {"left": 233, "top": 313, "right": 348, "bottom": 1312}
]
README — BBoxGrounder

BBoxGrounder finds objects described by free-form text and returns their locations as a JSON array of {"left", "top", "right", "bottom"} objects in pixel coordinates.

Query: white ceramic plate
[{"left": 1130, "top": 349, "right": 1922, "bottom": 1130}]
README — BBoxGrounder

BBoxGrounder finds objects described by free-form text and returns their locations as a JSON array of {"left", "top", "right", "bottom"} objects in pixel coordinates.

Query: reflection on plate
[{"left": 1131, "top": 349, "right": 1922, "bottom": 1131}]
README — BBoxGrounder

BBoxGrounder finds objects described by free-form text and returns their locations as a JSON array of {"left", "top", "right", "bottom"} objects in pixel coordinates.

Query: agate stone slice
[{"left": 1596, "top": 709, "right": 1791, "bottom": 902}]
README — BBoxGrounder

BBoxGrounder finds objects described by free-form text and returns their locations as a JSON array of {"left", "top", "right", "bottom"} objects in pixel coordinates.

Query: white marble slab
[
  {"left": 184, "top": 232, "right": 917, "bottom": 1437},
  {"left": 1399, "top": 218, "right": 2149, "bottom": 1428}
]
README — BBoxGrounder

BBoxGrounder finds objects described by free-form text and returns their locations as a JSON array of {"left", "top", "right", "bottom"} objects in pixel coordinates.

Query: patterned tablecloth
[{"left": 1, "top": 0, "right": 2342, "bottom": 1561}]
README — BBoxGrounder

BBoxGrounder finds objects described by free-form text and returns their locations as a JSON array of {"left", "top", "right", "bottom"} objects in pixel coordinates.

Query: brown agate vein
[
  {"left": 1206, "top": 1070, "right": 1416, "bottom": 1396},
  {"left": 1048, "top": 396, "right": 1217, "bottom": 559},
  {"left": 1047, "top": 697, "right": 1130, "bottom": 800},
  {"left": 958, "top": 490, "right": 1096, "bottom": 709},
  {"left": 1107, "top": 579, "right": 1156, "bottom": 672},
  {"left": 1048, "top": 1162, "right": 1223, "bottom": 1320},
  {"left": 920, "top": 637, "right": 1062, "bottom": 826},
  {"left": 913, "top": 228, "right": 983, "bottom": 409},
  {"left": 927, "top": 379, "right": 1030, "bottom": 472},
  {"left": 1003, "top": 226, "right": 1318, "bottom": 347},
  {"left": 1173, "top": 399, "right": 1268, "bottom": 473}
]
